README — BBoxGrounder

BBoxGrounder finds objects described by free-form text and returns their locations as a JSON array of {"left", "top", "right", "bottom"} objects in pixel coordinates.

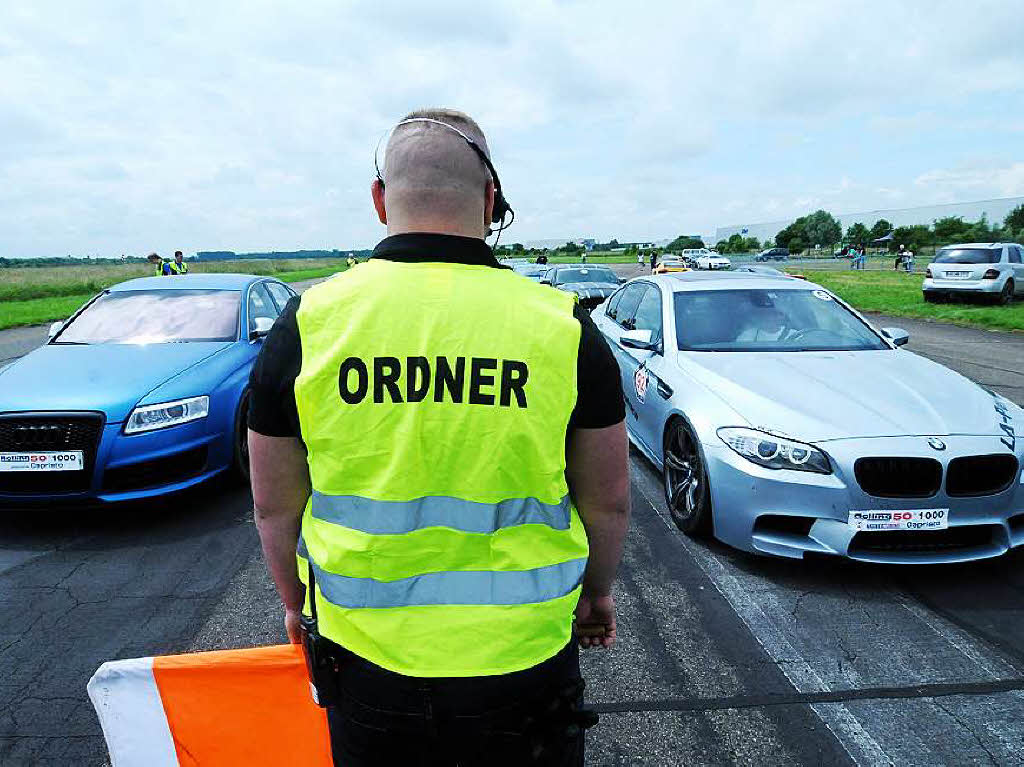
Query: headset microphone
[{"left": 374, "top": 118, "right": 514, "bottom": 242}]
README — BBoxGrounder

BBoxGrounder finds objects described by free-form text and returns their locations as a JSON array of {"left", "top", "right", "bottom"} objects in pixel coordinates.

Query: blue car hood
[{"left": 0, "top": 342, "right": 231, "bottom": 423}]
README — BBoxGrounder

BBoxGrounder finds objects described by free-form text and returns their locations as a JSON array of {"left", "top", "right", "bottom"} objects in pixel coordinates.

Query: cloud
[
  {"left": 0, "top": 0, "right": 1021, "bottom": 256},
  {"left": 914, "top": 163, "right": 1024, "bottom": 198}
]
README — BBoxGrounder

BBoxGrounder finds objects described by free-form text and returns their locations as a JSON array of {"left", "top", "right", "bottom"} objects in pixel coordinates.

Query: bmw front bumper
[{"left": 705, "top": 435, "right": 1024, "bottom": 564}]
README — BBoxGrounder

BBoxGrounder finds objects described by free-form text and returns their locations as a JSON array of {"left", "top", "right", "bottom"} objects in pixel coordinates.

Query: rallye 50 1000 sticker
[
  {"left": 634, "top": 363, "right": 649, "bottom": 404},
  {"left": 0, "top": 451, "right": 84, "bottom": 472},
  {"left": 848, "top": 508, "right": 948, "bottom": 532}
]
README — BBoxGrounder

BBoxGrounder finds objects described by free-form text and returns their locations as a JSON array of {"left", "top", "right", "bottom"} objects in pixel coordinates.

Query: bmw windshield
[
  {"left": 54, "top": 290, "right": 240, "bottom": 344},
  {"left": 554, "top": 267, "right": 617, "bottom": 284},
  {"left": 674, "top": 288, "right": 888, "bottom": 352}
]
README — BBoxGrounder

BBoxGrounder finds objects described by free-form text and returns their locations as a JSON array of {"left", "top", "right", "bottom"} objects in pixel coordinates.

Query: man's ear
[
  {"left": 484, "top": 180, "right": 495, "bottom": 227},
  {"left": 372, "top": 178, "right": 387, "bottom": 225}
]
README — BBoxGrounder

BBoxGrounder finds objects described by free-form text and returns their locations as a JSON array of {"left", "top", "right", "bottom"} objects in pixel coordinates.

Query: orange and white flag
[{"left": 88, "top": 644, "right": 331, "bottom": 766}]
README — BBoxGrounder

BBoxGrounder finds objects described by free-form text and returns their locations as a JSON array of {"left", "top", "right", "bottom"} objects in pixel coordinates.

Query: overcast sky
[{"left": 1, "top": 1, "right": 1022, "bottom": 257}]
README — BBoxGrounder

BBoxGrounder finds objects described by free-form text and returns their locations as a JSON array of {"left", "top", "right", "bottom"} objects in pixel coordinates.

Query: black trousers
[{"left": 326, "top": 642, "right": 587, "bottom": 767}]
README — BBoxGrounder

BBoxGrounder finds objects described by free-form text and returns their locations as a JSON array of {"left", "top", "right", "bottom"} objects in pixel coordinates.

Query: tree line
[{"left": 767, "top": 204, "right": 1024, "bottom": 255}]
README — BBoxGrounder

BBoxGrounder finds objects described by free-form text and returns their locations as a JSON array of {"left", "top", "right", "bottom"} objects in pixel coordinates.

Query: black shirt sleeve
[
  {"left": 248, "top": 296, "right": 302, "bottom": 438},
  {"left": 569, "top": 303, "right": 626, "bottom": 430}
]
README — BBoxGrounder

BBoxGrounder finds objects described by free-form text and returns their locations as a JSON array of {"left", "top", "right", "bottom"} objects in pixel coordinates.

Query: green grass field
[
  {"left": 0, "top": 259, "right": 346, "bottom": 330},
  {"left": 802, "top": 269, "right": 1024, "bottom": 332}
]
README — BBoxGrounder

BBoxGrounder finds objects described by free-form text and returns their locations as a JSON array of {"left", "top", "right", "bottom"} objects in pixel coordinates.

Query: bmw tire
[{"left": 662, "top": 419, "right": 712, "bottom": 536}]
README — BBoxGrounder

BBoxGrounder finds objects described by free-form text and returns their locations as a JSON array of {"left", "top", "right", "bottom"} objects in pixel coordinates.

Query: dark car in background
[
  {"left": 755, "top": 247, "right": 789, "bottom": 262},
  {"left": 540, "top": 265, "right": 622, "bottom": 311}
]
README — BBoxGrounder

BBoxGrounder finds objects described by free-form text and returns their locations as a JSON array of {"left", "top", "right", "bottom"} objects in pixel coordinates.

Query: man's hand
[
  {"left": 574, "top": 593, "right": 616, "bottom": 649},
  {"left": 285, "top": 608, "right": 303, "bottom": 645}
]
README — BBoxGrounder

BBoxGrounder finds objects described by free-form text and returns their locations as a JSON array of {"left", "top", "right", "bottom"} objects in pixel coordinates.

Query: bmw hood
[
  {"left": 683, "top": 348, "right": 1016, "bottom": 442},
  {"left": 0, "top": 342, "right": 231, "bottom": 423},
  {"left": 557, "top": 282, "right": 618, "bottom": 300}
]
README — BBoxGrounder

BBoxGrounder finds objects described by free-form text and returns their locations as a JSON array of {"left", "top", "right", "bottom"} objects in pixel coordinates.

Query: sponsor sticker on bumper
[
  {"left": 0, "top": 451, "right": 85, "bottom": 472},
  {"left": 848, "top": 508, "right": 948, "bottom": 532}
]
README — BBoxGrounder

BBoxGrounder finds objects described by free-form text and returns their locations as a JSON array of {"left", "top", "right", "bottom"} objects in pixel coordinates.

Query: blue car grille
[{"left": 0, "top": 413, "right": 104, "bottom": 494}]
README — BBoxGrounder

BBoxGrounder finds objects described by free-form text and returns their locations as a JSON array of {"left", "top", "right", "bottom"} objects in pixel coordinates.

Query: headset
[{"left": 375, "top": 117, "right": 515, "bottom": 242}]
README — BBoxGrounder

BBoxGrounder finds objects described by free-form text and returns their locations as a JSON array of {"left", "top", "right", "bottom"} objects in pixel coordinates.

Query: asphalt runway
[{"left": 2, "top": 268, "right": 1024, "bottom": 764}]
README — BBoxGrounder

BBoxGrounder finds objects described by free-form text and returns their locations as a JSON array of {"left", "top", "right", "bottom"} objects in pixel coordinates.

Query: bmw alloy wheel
[{"left": 662, "top": 419, "right": 712, "bottom": 535}]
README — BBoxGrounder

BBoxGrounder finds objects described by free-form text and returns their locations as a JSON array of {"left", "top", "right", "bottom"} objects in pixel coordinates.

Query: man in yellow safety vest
[
  {"left": 247, "top": 108, "right": 629, "bottom": 766},
  {"left": 167, "top": 250, "right": 189, "bottom": 275}
]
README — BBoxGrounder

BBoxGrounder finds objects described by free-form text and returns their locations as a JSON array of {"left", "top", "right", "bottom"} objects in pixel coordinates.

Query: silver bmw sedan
[{"left": 592, "top": 271, "right": 1024, "bottom": 564}]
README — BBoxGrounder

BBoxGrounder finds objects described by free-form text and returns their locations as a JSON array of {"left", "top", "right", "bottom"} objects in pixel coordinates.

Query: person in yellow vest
[
  {"left": 247, "top": 108, "right": 629, "bottom": 766},
  {"left": 147, "top": 252, "right": 165, "bottom": 276},
  {"left": 168, "top": 250, "right": 189, "bottom": 275},
  {"left": 345, "top": 254, "right": 357, "bottom": 268}
]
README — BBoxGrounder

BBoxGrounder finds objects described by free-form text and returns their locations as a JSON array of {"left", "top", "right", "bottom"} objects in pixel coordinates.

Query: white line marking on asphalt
[
  {"left": 893, "top": 592, "right": 1019, "bottom": 679},
  {"left": 634, "top": 479, "right": 891, "bottom": 766}
]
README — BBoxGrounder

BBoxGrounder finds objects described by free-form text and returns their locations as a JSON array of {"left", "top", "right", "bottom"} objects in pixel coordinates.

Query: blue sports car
[{"left": 0, "top": 274, "right": 297, "bottom": 507}]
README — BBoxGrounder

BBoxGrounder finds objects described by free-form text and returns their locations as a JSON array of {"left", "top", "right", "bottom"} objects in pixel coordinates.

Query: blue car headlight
[
  {"left": 717, "top": 427, "right": 831, "bottom": 474},
  {"left": 125, "top": 395, "right": 210, "bottom": 435}
]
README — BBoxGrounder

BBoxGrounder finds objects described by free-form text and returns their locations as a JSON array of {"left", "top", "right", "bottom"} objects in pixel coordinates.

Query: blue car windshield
[
  {"left": 55, "top": 290, "right": 240, "bottom": 344},
  {"left": 674, "top": 289, "right": 888, "bottom": 352}
]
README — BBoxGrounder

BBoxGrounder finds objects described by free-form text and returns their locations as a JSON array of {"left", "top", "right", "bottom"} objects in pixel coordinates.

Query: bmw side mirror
[
  {"left": 881, "top": 327, "right": 910, "bottom": 347},
  {"left": 620, "top": 329, "right": 659, "bottom": 352},
  {"left": 48, "top": 321, "right": 64, "bottom": 339},
  {"left": 251, "top": 316, "right": 274, "bottom": 340}
]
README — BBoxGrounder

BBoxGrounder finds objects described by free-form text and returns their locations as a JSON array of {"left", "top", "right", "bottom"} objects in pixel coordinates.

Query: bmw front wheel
[{"left": 662, "top": 419, "right": 712, "bottom": 536}]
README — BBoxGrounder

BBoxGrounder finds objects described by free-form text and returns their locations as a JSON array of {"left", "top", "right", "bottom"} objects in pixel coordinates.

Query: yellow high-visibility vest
[
  {"left": 168, "top": 261, "right": 188, "bottom": 274},
  {"left": 293, "top": 258, "right": 588, "bottom": 677}
]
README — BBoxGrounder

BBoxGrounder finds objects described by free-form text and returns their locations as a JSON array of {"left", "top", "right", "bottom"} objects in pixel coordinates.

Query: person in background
[
  {"left": 903, "top": 246, "right": 914, "bottom": 273},
  {"left": 167, "top": 250, "right": 189, "bottom": 275},
  {"left": 147, "top": 253, "right": 166, "bottom": 276},
  {"left": 895, "top": 244, "right": 906, "bottom": 271},
  {"left": 346, "top": 254, "right": 357, "bottom": 268},
  {"left": 637, "top": 251, "right": 644, "bottom": 268},
  {"left": 650, "top": 251, "right": 658, "bottom": 272}
]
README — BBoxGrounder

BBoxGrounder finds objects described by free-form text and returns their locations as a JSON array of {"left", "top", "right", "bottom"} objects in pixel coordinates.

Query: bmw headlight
[
  {"left": 717, "top": 427, "right": 831, "bottom": 474},
  {"left": 125, "top": 396, "right": 209, "bottom": 434}
]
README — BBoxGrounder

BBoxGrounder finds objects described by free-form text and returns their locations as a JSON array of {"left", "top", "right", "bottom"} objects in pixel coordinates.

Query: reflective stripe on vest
[
  {"left": 168, "top": 261, "right": 188, "bottom": 274},
  {"left": 310, "top": 491, "right": 572, "bottom": 534},
  {"left": 298, "top": 535, "right": 585, "bottom": 608},
  {"left": 293, "top": 258, "right": 587, "bottom": 677}
]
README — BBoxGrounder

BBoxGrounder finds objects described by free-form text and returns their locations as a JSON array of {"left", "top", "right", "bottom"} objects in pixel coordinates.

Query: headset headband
[{"left": 375, "top": 117, "right": 513, "bottom": 231}]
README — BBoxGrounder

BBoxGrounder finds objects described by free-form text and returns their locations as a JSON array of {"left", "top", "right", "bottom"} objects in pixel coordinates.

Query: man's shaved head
[{"left": 376, "top": 108, "right": 494, "bottom": 237}]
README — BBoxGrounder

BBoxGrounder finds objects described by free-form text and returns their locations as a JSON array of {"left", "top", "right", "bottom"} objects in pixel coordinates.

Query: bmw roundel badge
[{"left": 927, "top": 438, "right": 946, "bottom": 451}]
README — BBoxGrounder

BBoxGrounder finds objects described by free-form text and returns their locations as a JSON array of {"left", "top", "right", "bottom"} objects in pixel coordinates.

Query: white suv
[{"left": 923, "top": 243, "right": 1024, "bottom": 305}]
